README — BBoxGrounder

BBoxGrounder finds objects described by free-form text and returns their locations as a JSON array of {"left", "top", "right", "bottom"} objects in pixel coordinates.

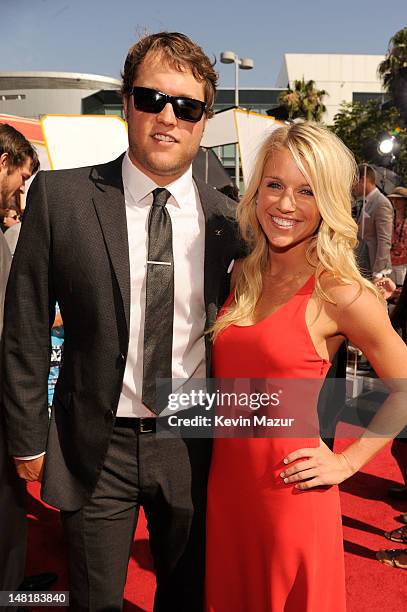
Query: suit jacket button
[
  {"left": 105, "top": 409, "right": 114, "bottom": 421},
  {"left": 117, "top": 353, "right": 126, "bottom": 366}
]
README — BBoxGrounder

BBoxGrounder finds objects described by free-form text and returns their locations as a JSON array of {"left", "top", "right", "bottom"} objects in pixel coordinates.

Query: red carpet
[{"left": 26, "top": 432, "right": 407, "bottom": 611}]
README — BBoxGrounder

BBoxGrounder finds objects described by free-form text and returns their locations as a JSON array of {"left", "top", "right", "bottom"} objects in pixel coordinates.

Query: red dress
[{"left": 205, "top": 276, "right": 346, "bottom": 612}]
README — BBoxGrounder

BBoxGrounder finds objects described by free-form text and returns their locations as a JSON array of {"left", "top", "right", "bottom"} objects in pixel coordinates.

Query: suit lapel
[
  {"left": 91, "top": 154, "right": 130, "bottom": 331},
  {"left": 196, "top": 179, "right": 219, "bottom": 307},
  {"left": 195, "top": 178, "right": 233, "bottom": 327}
]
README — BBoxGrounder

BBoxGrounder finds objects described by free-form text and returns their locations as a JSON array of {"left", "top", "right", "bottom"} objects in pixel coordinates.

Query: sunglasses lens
[
  {"left": 132, "top": 87, "right": 165, "bottom": 113},
  {"left": 174, "top": 98, "right": 205, "bottom": 122}
]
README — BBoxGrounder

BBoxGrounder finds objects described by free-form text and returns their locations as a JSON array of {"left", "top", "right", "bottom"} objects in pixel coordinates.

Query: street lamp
[{"left": 220, "top": 50, "right": 254, "bottom": 191}]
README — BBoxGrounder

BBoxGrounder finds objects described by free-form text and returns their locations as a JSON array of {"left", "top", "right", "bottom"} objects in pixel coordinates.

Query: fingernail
[
  {"left": 280, "top": 472, "right": 285, "bottom": 478},
  {"left": 283, "top": 458, "right": 288, "bottom": 464},
  {"left": 284, "top": 478, "right": 289, "bottom": 484}
]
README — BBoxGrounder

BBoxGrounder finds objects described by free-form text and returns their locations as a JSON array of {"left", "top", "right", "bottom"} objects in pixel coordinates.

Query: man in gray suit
[
  {"left": 353, "top": 164, "right": 394, "bottom": 278},
  {"left": 2, "top": 32, "right": 243, "bottom": 611}
]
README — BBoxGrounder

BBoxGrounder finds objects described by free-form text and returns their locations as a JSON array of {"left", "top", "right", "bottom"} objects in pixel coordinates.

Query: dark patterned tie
[{"left": 142, "top": 188, "right": 173, "bottom": 414}]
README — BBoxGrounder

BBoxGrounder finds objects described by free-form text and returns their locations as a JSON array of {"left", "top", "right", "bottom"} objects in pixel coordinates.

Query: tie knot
[{"left": 152, "top": 188, "right": 171, "bottom": 207}]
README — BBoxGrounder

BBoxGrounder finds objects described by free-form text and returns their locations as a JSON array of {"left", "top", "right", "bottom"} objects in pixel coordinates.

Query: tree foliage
[
  {"left": 378, "top": 27, "right": 407, "bottom": 93},
  {"left": 278, "top": 78, "right": 327, "bottom": 121},
  {"left": 332, "top": 100, "right": 407, "bottom": 183}
]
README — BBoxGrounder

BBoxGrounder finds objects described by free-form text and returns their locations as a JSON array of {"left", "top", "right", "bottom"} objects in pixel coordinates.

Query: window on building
[
  {"left": 352, "top": 92, "right": 388, "bottom": 105},
  {"left": 0, "top": 94, "right": 26, "bottom": 101}
]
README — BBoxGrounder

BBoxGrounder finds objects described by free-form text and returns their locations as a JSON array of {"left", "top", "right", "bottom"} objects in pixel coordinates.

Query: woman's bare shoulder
[{"left": 318, "top": 272, "right": 378, "bottom": 311}]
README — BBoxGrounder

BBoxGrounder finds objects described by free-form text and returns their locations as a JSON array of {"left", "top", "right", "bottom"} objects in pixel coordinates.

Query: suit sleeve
[
  {"left": 1, "top": 171, "right": 56, "bottom": 456},
  {"left": 372, "top": 198, "right": 393, "bottom": 275}
]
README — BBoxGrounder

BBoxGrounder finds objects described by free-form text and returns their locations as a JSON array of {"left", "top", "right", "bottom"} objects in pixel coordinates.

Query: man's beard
[
  {"left": 0, "top": 185, "right": 9, "bottom": 208},
  {"left": 0, "top": 176, "right": 13, "bottom": 208}
]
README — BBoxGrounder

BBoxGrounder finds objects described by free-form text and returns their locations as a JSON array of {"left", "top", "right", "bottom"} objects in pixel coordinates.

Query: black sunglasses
[{"left": 129, "top": 86, "right": 206, "bottom": 123}]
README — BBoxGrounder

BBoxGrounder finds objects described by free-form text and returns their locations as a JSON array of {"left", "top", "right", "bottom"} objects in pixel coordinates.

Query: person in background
[
  {"left": 0, "top": 124, "right": 55, "bottom": 609},
  {"left": 388, "top": 186, "right": 407, "bottom": 288},
  {"left": 353, "top": 166, "right": 394, "bottom": 372},
  {"left": 3, "top": 220, "right": 21, "bottom": 257},
  {"left": 0, "top": 207, "right": 20, "bottom": 232},
  {"left": 0, "top": 231, "right": 11, "bottom": 338},
  {"left": 391, "top": 270, "right": 407, "bottom": 341},
  {"left": 375, "top": 273, "right": 407, "bottom": 569},
  {"left": 353, "top": 164, "right": 393, "bottom": 279}
]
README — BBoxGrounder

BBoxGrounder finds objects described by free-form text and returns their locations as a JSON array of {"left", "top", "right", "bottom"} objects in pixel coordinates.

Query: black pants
[
  {"left": 61, "top": 424, "right": 211, "bottom": 612},
  {"left": 0, "top": 415, "right": 27, "bottom": 612}
]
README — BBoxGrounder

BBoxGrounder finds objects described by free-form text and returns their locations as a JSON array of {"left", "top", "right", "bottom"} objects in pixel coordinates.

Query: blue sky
[{"left": 1, "top": 0, "right": 406, "bottom": 88}]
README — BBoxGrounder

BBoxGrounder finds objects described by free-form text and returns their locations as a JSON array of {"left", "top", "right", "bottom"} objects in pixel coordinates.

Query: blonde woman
[{"left": 205, "top": 122, "right": 407, "bottom": 612}]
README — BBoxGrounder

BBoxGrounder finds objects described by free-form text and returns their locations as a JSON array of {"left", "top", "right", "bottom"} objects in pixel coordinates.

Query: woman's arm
[{"left": 281, "top": 283, "right": 407, "bottom": 489}]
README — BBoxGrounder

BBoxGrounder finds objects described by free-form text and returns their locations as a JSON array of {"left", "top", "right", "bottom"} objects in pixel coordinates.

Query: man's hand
[
  {"left": 373, "top": 276, "right": 396, "bottom": 301},
  {"left": 14, "top": 456, "right": 45, "bottom": 482}
]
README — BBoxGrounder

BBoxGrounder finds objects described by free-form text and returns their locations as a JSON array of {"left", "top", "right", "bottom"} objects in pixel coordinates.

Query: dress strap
[{"left": 297, "top": 274, "right": 316, "bottom": 295}]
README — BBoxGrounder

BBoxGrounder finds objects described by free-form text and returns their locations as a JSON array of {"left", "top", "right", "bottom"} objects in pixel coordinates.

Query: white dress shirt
[{"left": 117, "top": 151, "right": 206, "bottom": 417}]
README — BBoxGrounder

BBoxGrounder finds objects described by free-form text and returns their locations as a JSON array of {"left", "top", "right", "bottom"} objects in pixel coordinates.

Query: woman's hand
[{"left": 279, "top": 439, "right": 355, "bottom": 490}]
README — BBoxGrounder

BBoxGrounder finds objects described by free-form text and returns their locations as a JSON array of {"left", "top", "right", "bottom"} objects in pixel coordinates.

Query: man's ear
[
  {"left": 0, "top": 152, "right": 9, "bottom": 169},
  {"left": 202, "top": 115, "right": 208, "bottom": 132},
  {"left": 123, "top": 95, "right": 129, "bottom": 122}
]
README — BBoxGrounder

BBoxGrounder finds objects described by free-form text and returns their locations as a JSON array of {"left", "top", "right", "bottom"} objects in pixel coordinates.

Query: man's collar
[
  {"left": 366, "top": 186, "right": 379, "bottom": 202},
  {"left": 122, "top": 150, "right": 193, "bottom": 208}
]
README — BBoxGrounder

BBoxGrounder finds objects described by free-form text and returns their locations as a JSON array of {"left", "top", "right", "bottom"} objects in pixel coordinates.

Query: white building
[
  {"left": 0, "top": 71, "right": 121, "bottom": 119},
  {"left": 276, "top": 54, "right": 386, "bottom": 124}
]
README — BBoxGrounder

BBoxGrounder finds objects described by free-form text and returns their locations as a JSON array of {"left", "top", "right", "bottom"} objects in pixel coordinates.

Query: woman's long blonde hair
[{"left": 212, "top": 121, "right": 380, "bottom": 339}]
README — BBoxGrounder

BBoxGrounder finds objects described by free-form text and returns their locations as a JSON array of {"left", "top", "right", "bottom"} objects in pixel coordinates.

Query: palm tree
[
  {"left": 378, "top": 27, "right": 407, "bottom": 93},
  {"left": 278, "top": 78, "right": 327, "bottom": 121}
]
